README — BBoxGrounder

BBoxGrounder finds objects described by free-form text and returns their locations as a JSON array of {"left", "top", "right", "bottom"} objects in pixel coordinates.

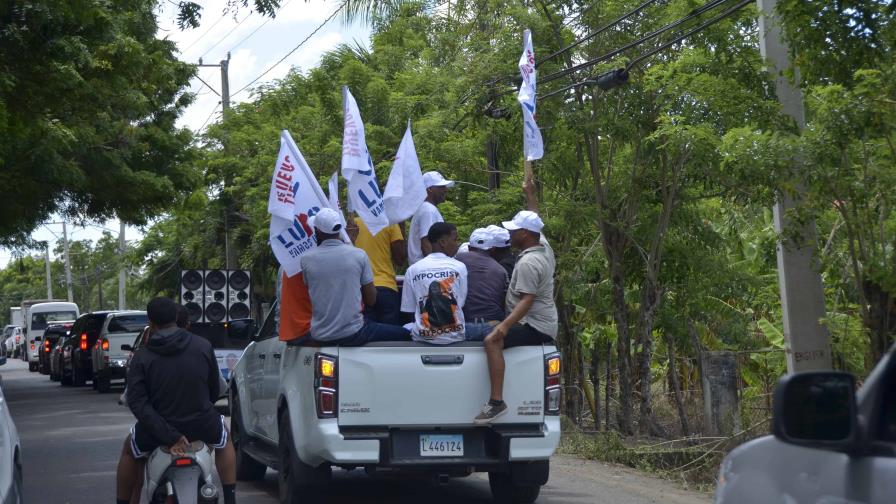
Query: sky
[{"left": 0, "top": 0, "right": 371, "bottom": 268}]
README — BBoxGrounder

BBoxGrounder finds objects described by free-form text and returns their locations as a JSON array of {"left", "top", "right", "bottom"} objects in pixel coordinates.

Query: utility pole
[
  {"left": 757, "top": 0, "right": 832, "bottom": 372},
  {"left": 198, "top": 52, "right": 237, "bottom": 269},
  {"left": 62, "top": 221, "right": 74, "bottom": 303},
  {"left": 44, "top": 243, "right": 53, "bottom": 299},
  {"left": 119, "top": 221, "right": 126, "bottom": 310},
  {"left": 97, "top": 266, "right": 104, "bottom": 309}
]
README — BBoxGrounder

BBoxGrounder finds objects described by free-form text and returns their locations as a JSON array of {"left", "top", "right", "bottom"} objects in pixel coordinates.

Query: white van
[{"left": 26, "top": 302, "right": 79, "bottom": 372}]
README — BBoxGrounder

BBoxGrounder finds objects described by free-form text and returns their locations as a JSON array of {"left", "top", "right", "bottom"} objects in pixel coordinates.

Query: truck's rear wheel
[
  {"left": 96, "top": 374, "right": 111, "bottom": 393},
  {"left": 232, "top": 394, "right": 267, "bottom": 481},
  {"left": 488, "top": 471, "right": 541, "bottom": 504},
  {"left": 72, "top": 365, "right": 87, "bottom": 386},
  {"left": 28, "top": 362, "right": 37, "bottom": 372},
  {"left": 277, "top": 410, "right": 330, "bottom": 503}
]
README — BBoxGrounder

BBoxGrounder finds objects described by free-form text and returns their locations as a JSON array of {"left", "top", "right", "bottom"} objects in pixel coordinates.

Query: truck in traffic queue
[{"left": 230, "top": 300, "right": 560, "bottom": 504}]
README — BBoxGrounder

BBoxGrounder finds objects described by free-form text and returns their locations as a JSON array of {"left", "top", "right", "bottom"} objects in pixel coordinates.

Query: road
[{"left": 0, "top": 358, "right": 710, "bottom": 504}]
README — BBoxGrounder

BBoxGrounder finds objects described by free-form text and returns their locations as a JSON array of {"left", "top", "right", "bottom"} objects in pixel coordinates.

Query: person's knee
[{"left": 121, "top": 435, "right": 134, "bottom": 459}]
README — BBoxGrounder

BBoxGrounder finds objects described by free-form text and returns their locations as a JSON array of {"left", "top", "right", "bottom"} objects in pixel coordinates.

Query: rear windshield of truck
[
  {"left": 190, "top": 323, "right": 250, "bottom": 350},
  {"left": 107, "top": 314, "right": 148, "bottom": 333},
  {"left": 31, "top": 311, "right": 78, "bottom": 331}
]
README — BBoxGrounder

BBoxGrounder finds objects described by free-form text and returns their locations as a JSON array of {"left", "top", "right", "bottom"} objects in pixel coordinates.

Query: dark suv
[
  {"left": 38, "top": 323, "right": 71, "bottom": 375},
  {"left": 60, "top": 312, "right": 113, "bottom": 386}
]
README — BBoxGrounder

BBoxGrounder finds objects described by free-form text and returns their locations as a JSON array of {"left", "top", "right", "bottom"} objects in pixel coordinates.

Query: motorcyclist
[{"left": 114, "top": 297, "right": 237, "bottom": 504}]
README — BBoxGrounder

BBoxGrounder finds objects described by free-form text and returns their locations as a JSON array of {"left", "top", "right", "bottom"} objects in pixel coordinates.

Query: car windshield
[
  {"left": 108, "top": 314, "right": 148, "bottom": 333},
  {"left": 31, "top": 311, "right": 77, "bottom": 331}
]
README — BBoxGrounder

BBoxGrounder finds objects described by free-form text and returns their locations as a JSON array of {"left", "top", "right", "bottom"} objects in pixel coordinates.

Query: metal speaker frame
[
  {"left": 180, "top": 270, "right": 204, "bottom": 323},
  {"left": 203, "top": 270, "right": 228, "bottom": 323},
  {"left": 226, "top": 270, "right": 251, "bottom": 321}
]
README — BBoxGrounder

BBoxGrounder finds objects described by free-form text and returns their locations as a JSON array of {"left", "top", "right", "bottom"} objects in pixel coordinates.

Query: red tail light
[
  {"left": 44, "top": 340, "right": 50, "bottom": 353},
  {"left": 101, "top": 339, "right": 109, "bottom": 351},
  {"left": 545, "top": 353, "right": 562, "bottom": 415},
  {"left": 314, "top": 353, "right": 338, "bottom": 419},
  {"left": 173, "top": 458, "right": 193, "bottom": 466},
  {"left": 30, "top": 343, "right": 35, "bottom": 351},
  {"left": 80, "top": 333, "right": 87, "bottom": 351}
]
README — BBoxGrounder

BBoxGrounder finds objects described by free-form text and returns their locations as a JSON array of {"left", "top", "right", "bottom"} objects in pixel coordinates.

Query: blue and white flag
[
  {"left": 268, "top": 130, "right": 333, "bottom": 277},
  {"left": 383, "top": 122, "right": 426, "bottom": 224},
  {"left": 341, "top": 86, "right": 389, "bottom": 236},
  {"left": 518, "top": 29, "right": 543, "bottom": 161}
]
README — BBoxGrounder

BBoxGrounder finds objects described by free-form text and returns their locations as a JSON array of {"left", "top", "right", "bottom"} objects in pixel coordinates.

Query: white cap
[
  {"left": 502, "top": 210, "right": 544, "bottom": 233},
  {"left": 468, "top": 228, "right": 493, "bottom": 250},
  {"left": 485, "top": 225, "right": 511, "bottom": 248},
  {"left": 422, "top": 171, "right": 455, "bottom": 188},
  {"left": 457, "top": 242, "right": 469, "bottom": 254},
  {"left": 311, "top": 208, "right": 344, "bottom": 234}
]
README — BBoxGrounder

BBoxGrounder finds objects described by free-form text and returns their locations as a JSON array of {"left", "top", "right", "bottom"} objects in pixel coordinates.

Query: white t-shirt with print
[
  {"left": 407, "top": 201, "right": 443, "bottom": 264},
  {"left": 400, "top": 252, "right": 467, "bottom": 344}
]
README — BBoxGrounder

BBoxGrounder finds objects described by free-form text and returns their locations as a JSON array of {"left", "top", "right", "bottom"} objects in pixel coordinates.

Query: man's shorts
[{"left": 129, "top": 414, "right": 228, "bottom": 458}]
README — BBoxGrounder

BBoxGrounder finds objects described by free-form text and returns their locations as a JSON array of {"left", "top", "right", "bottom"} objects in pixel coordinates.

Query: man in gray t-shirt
[
  {"left": 300, "top": 208, "right": 410, "bottom": 346},
  {"left": 455, "top": 228, "right": 508, "bottom": 323}
]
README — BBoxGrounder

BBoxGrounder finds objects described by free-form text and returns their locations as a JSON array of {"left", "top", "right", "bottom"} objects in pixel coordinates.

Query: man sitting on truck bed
[
  {"left": 300, "top": 208, "right": 411, "bottom": 346},
  {"left": 474, "top": 182, "right": 558, "bottom": 424}
]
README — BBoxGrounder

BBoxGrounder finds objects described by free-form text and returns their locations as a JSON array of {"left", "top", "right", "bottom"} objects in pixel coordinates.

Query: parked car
[
  {"left": 715, "top": 344, "right": 896, "bottom": 503},
  {"left": 60, "top": 311, "right": 113, "bottom": 386},
  {"left": 49, "top": 331, "right": 70, "bottom": 382},
  {"left": 2, "top": 326, "right": 20, "bottom": 358},
  {"left": 0, "top": 355, "right": 24, "bottom": 502},
  {"left": 38, "top": 324, "right": 72, "bottom": 375},
  {"left": 25, "top": 302, "right": 78, "bottom": 372},
  {"left": 91, "top": 311, "right": 148, "bottom": 393}
]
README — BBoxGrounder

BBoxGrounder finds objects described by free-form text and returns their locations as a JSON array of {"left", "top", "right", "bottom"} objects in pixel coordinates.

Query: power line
[
  {"left": 200, "top": 12, "right": 253, "bottom": 60},
  {"left": 537, "top": 0, "right": 733, "bottom": 87},
  {"left": 181, "top": 10, "right": 229, "bottom": 54},
  {"left": 198, "top": 104, "right": 221, "bottom": 131},
  {"left": 231, "top": 0, "right": 347, "bottom": 97},
  {"left": 229, "top": 0, "right": 295, "bottom": 52}
]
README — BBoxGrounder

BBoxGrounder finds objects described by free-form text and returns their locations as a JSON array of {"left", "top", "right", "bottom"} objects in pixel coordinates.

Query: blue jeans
[
  {"left": 465, "top": 322, "right": 495, "bottom": 341},
  {"left": 329, "top": 321, "right": 411, "bottom": 346},
  {"left": 364, "top": 287, "right": 402, "bottom": 326}
]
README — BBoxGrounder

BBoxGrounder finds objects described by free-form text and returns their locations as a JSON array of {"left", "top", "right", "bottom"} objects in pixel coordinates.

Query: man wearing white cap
[
  {"left": 474, "top": 208, "right": 558, "bottom": 424},
  {"left": 455, "top": 228, "right": 508, "bottom": 324},
  {"left": 407, "top": 171, "right": 454, "bottom": 264},
  {"left": 299, "top": 208, "right": 411, "bottom": 345},
  {"left": 485, "top": 225, "right": 516, "bottom": 278}
]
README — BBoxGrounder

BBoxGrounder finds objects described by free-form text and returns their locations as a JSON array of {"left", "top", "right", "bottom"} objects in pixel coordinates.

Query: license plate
[{"left": 419, "top": 434, "right": 464, "bottom": 457}]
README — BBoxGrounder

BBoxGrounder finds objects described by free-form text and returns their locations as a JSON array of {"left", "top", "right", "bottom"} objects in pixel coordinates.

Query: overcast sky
[{"left": 0, "top": 0, "right": 370, "bottom": 268}]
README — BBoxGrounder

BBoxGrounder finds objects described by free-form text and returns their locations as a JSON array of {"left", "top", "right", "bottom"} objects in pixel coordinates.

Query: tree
[{"left": 0, "top": 0, "right": 197, "bottom": 245}]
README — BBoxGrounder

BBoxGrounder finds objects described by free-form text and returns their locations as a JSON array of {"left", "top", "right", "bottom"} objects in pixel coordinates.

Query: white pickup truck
[{"left": 230, "top": 300, "right": 561, "bottom": 503}]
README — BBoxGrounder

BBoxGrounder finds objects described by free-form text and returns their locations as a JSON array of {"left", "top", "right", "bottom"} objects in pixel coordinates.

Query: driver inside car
[{"left": 114, "top": 297, "right": 237, "bottom": 504}]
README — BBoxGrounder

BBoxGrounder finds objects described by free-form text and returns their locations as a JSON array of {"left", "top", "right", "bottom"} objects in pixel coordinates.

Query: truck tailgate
[
  {"left": 337, "top": 344, "right": 548, "bottom": 426},
  {"left": 107, "top": 333, "right": 139, "bottom": 360}
]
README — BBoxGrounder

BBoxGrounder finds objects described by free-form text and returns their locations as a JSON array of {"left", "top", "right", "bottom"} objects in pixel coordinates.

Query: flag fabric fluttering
[
  {"left": 268, "top": 130, "right": 337, "bottom": 277},
  {"left": 518, "top": 29, "right": 544, "bottom": 161},
  {"left": 383, "top": 122, "right": 426, "bottom": 224},
  {"left": 341, "top": 86, "right": 389, "bottom": 236},
  {"left": 327, "top": 172, "right": 339, "bottom": 211}
]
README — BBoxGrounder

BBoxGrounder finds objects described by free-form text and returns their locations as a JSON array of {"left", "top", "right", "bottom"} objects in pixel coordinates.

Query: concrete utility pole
[
  {"left": 61, "top": 221, "right": 74, "bottom": 303},
  {"left": 757, "top": 0, "right": 832, "bottom": 372},
  {"left": 118, "top": 221, "right": 126, "bottom": 310},
  {"left": 44, "top": 244, "right": 53, "bottom": 299},
  {"left": 198, "top": 52, "right": 237, "bottom": 269}
]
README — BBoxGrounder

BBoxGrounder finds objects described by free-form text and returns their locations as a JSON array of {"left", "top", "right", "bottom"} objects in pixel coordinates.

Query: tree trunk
[
  {"left": 605, "top": 340, "right": 612, "bottom": 431},
  {"left": 863, "top": 279, "right": 895, "bottom": 366},
  {"left": 636, "top": 284, "right": 666, "bottom": 436},
  {"left": 591, "top": 341, "right": 601, "bottom": 430},
  {"left": 665, "top": 332, "right": 691, "bottom": 436},
  {"left": 556, "top": 288, "right": 580, "bottom": 423}
]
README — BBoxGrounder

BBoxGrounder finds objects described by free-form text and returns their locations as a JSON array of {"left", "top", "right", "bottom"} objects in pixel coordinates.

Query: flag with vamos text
[
  {"left": 268, "top": 130, "right": 333, "bottom": 277},
  {"left": 341, "top": 86, "right": 389, "bottom": 236},
  {"left": 518, "top": 29, "right": 544, "bottom": 161},
  {"left": 383, "top": 122, "right": 426, "bottom": 224}
]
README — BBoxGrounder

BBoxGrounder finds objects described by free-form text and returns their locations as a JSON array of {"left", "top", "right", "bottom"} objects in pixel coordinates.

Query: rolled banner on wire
[{"left": 518, "top": 29, "right": 544, "bottom": 161}]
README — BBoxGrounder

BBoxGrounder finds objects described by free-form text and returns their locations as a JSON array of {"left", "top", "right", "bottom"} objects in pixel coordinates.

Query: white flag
[
  {"left": 327, "top": 172, "right": 339, "bottom": 211},
  {"left": 268, "top": 130, "right": 333, "bottom": 277},
  {"left": 341, "top": 86, "right": 389, "bottom": 235},
  {"left": 518, "top": 29, "right": 544, "bottom": 161},
  {"left": 383, "top": 123, "right": 426, "bottom": 224}
]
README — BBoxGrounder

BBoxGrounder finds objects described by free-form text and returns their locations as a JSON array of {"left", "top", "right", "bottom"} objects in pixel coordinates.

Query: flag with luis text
[
  {"left": 518, "top": 29, "right": 544, "bottom": 161},
  {"left": 341, "top": 86, "right": 389, "bottom": 236}
]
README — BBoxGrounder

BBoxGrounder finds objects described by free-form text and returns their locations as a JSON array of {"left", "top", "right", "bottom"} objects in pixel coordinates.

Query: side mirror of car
[
  {"left": 773, "top": 371, "right": 859, "bottom": 453},
  {"left": 121, "top": 344, "right": 133, "bottom": 352}
]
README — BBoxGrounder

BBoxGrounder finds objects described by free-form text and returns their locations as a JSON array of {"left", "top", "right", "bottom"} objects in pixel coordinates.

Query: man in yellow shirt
[{"left": 348, "top": 216, "right": 407, "bottom": 325}]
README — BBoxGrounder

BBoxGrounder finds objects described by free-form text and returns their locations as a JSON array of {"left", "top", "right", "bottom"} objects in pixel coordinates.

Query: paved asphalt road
[{"left": 1, "top": 358, "right": 711, "bottom": 504}]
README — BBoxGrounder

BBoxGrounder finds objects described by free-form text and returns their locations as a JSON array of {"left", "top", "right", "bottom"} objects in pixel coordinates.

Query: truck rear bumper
[{"left": 329, "top": 416, "right": 559, "bottom": 469}]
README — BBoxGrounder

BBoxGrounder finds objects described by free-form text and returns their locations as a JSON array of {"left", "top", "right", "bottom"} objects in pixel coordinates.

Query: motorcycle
[{"left": 141, "top": 441, "right": 219, "bottom": 504}]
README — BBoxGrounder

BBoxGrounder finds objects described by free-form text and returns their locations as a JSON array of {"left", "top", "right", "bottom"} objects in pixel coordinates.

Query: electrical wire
[
  {"left": 539, "top": 0, "right": 752, "bottom": 99},
  {"left": 200, "top": 12, "right": 253, "bottom": 59},
  {"left": 537, "top": 0, "right": 733, "bottom": 86},
  {"left": 537, "top": 0, "right": 662, "bottom": 66},
  {"left": 197, "top": 104, "right": 221, "bottom": 131},
  {"left": 229, "top": 0, "right": 295, "bottom": 52},
  {"left": 181, "top": 11, "right": 229, "bottom": 54},
  {"left": 231, "top": 1, "right": 347, "bottom": 97}
]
